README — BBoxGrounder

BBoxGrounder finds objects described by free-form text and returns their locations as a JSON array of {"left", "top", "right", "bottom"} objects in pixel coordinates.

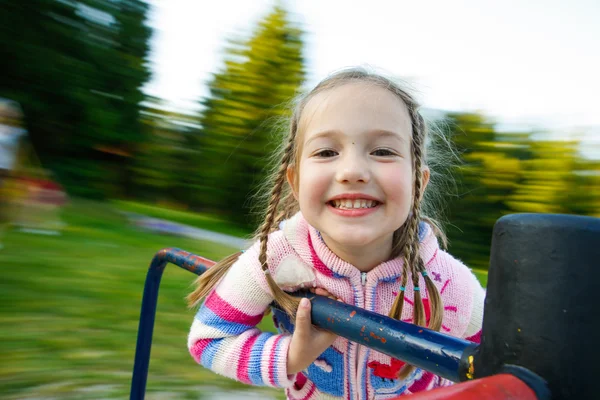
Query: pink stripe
[
  {"left": 444, "top": 305, "right": 458, "bottom": 312},
  {"left": 425, "top": 249, "right": 438, "bottom": 266},
  {"left": 465, "top": 330, "right": 482, "bottom": 343},
  {"left": 307, "top": 233, "right": 334, "bottom": 277},
  {"left": 205, "top": 291, "right": 263, "bottom": 326},
  {"left": 190, "top": 338, "right": 213, "bottom": 363},
  {"left": 440, "top": 279, "right": 450, "bottom": 294},
  {"left": 268, "top": 335, "right": 282, "bottom": 386},
  {"left": 300, "top": 383, "right": 317, "bottom": 400},
  {"left": 236, "top": 334, "right": 259, "bottom": 384},
  {"left": 408, "top": 371, "right": 435, "bottom": 392}
]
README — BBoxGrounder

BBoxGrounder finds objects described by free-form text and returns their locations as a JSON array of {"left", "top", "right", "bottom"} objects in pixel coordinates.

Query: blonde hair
[{"left": 188, "top": 66, "right": 453, "bottom": 379}]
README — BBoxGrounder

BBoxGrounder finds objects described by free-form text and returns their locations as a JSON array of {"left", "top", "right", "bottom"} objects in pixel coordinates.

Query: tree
[
  {"left": 133, "top": 97, "right": 202, "bottom": 206},
  {"left": 442, "top": 112, "right": 600, "bottom": 270},
  {"left": 0, "top": 0, "right": 152, "bottom": 198},
  {"left": 506, "top": 138, "right": 600, "bottom": 217},
  {"left": 441, "top": 112, "right": 528, "bottom": 268},
  {"left": 193, "top": 5, "right": 306, "bottom": 227}
]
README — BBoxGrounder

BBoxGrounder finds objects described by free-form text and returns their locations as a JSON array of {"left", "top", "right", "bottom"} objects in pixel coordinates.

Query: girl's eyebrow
[
  {"left": 305, "top": 129, "right": 406, "bottom": 147},
  {"left": 368, "top": 129, "right": 407, "bottom": 144},
  {"left": 304, "top": 129, "right": 342, "bottom": 147}
]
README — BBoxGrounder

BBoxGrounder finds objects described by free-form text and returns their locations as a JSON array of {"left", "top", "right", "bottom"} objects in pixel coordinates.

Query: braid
[
  {"left": 274, "top": 189, "right": 297, "bottom": 229},
  {"left": 389, "top": 106, "right": 445, "bottom": 379},
  {"left": 412, "top": 114, "right": 443, "bottom": 332},
  {"left": 409, "top": 144, "right": 426, "bottom": 328},
  {"left": 257, "top": 123, "right": 302, "bottom": 318}
]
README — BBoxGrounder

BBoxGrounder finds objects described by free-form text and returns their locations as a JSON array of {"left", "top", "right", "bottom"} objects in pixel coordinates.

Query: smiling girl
[{"left": 187, "top": 68, "right": 485, "bottom": 399}]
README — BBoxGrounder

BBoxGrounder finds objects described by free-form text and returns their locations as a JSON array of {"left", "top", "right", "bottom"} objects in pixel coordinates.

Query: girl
[{"left": 187, "top": 68, "right": 485, "bottom": 399}]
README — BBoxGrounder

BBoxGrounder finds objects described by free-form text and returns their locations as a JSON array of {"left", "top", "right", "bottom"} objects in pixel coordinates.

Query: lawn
[
  {"left": 0, "top": 199, "right": 488, "bottom": 399},
  {"left": 0, "top": 199, "right": 280, "bottom": 399}
]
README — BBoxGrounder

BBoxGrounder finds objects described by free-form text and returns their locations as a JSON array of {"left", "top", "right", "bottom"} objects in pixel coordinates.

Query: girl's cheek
[
  {"left": 379, "top": 165, "right": 413, "bottom": 201},
  {"left": 381, "top": 164, "right": 411, "bottom": 184}
]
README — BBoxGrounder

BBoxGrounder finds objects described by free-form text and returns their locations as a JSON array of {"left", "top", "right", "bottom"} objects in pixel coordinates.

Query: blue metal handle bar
[
  {"left": 130, "top": 248, "right": 477, "bottom": 399},
  {"left": 287, "top": 294, "right": 477, "bottom": 382}
]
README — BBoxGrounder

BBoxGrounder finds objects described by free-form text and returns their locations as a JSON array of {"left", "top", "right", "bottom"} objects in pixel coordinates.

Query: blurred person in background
[
  {"left": 0, "top": 98, "right": 67, "bottom": 243},
  {"left": 0, "top": 99, "right": 27, "bottom": 248}
]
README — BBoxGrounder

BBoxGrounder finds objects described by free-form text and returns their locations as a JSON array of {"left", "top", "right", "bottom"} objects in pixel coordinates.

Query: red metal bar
[{"left": 395, "top": 374, "right": 537, "bottom": 400}]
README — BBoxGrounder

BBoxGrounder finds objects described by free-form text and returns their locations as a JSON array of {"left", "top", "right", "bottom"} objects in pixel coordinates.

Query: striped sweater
[{"left": 188, "top": 212, "right": 485, "bottom": 399}]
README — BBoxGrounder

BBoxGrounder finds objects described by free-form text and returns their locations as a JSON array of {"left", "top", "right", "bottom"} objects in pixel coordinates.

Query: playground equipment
[{"left": 130, "top": 213, "right": 599, "bottom": 399}]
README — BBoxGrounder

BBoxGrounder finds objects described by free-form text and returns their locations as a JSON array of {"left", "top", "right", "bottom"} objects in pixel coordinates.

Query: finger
[{"left": 293, "top": 298, "right": 312, "bottom": 339}]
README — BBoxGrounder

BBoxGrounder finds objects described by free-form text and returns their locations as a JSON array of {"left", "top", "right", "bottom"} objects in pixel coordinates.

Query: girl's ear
[
  {"left": 286, "top": 165, "right": 299, "bottom": 201},
  {"left": 420, "top": 166, "right": 430, "bottom": 196}
]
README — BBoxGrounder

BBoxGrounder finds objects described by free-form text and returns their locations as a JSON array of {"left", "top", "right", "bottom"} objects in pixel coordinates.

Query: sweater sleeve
[
  {"left": 187, "top": 243, "right": 296, "bottom": 388},
  {"left": 463, "top": 270, "right": 485, "bottom": 343}
]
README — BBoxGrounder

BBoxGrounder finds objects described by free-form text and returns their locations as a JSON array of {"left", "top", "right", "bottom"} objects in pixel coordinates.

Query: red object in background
[
  {"left": 19, "top": 177, "right": 67, "bottom": 206},
  {"left": 394, "top": 374, "right": 538, "bottom": 400}
]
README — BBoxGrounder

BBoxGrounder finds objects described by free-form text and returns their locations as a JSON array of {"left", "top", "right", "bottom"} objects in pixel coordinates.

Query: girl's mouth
[{"left": 328, "top": 199, "right": 380, "bottom": 209}]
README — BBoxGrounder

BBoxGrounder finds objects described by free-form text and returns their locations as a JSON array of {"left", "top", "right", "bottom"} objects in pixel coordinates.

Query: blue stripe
[
  {"left": 349, "top": 277, "right": 360, "bottom": 398},
  {"left": 195, "top": 307, "right": 253, "bottom": 336},
  {"left": 200, "top": 338, "right": 222, "bottom": 369},
  {"left": 364, "top": 284, "right": 379, "bottom": 399},
  {"left": 418, "top": 221, "right": 428, "bottom": 242},
  {"left": 347, "top": 346, "right": 353, "bottom": 398},
  {"left": 248, "top": 333, "right": 272, "bottom": 385},
  {"left": 273, "top": 337, "right": 285, "bottom": 386}
]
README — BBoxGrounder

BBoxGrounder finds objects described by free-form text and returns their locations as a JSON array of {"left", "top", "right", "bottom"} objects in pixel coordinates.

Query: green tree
[
  {"left": 506, "top": 138, "right": 600, "bottom": 217},
  {"left": 442, "top": 112, "right": 528, "bottom": 268},
  {"left": 133, "top": 97, "right": 202, "bottom": 206},
  {"left": 443, "top": 112, "right": 600, "bottom": 270},
  {"left": 193, "top": 5, "right": 306, "bottom": 226},
  {"left": 0, "top": 0, "right": 152, "bottom": 198}
]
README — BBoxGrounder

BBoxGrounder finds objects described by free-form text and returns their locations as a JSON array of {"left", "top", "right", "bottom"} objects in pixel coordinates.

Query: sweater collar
[{"left": 282, "top": 212, "right": 440, "bottom": 282}]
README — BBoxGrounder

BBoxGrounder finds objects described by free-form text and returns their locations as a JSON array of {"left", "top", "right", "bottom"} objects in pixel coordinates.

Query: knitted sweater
[{"left": 188, "top": 213, "right": 485, "bottom": 399}]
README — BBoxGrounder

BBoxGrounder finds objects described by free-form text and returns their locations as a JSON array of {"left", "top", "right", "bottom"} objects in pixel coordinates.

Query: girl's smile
[{"left": 327, "top": 193, "right": 382, "bottom": 217}]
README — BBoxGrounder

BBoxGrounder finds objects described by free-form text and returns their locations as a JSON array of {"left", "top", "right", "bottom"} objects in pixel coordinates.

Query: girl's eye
[
  {"left": 315, "top": 149, "right": 338, "bottom": 158},
  {"left": 371, "top": 148, "right": 396, "bottom": 157}
]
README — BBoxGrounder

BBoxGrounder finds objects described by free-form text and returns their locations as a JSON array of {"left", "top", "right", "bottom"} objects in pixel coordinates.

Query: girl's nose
[{"left": 335, "top": 154, "right": 370, "bottom": 184}]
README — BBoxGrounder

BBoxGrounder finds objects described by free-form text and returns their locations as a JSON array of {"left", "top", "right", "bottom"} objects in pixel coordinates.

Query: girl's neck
[{"left": 320, "top": 233, "right": 393, "bottom": 273}]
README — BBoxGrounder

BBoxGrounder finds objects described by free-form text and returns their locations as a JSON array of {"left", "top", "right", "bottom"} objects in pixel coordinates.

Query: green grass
[
  {"left": 0, "top": 199, "right": 280, "bottom": 399},
  {"left": 472, "top": 269, "right": 488, "bottom": 287},
  {"left": 0, "top": 199, "right": 488, "bottom": 399}
]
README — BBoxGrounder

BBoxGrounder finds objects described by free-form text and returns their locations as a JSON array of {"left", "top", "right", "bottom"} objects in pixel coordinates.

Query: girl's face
[{"left": 287, "top": 82, "right": 428, "bottom": 265}]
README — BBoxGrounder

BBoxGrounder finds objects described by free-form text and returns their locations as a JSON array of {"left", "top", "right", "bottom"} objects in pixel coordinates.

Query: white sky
[{"left": 143, "top": 0, "right": 600, "bottom": 136}]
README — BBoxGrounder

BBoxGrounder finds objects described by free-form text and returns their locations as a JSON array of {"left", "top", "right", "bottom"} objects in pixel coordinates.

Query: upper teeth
[{"left": 332, "top": 199, "right": 377, "bottom": 209}]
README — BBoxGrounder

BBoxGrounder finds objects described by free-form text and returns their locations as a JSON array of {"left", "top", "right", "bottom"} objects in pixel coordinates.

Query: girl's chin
[{"left": 322, "top": 233, "right": 383, "bottom": 250}]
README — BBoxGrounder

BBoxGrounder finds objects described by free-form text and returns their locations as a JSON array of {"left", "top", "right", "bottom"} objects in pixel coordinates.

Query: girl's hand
[{"left": 286, "top": 289, "right": 341, "bottom": 375}]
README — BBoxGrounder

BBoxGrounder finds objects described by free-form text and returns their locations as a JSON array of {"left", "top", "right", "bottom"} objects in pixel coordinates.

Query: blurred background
[{"left": 0, "top": 0, "right": 598, "bottom": 398}]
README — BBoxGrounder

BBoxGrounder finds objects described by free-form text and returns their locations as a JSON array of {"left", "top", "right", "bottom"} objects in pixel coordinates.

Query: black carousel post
[{"left": 473, "top": 214, "right": 600, "bottom": 400}]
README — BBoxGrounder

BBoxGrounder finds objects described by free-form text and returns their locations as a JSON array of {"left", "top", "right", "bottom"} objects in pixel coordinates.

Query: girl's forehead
[{"left": 298, "top": 82, "right": 412, "bottom": 143}]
